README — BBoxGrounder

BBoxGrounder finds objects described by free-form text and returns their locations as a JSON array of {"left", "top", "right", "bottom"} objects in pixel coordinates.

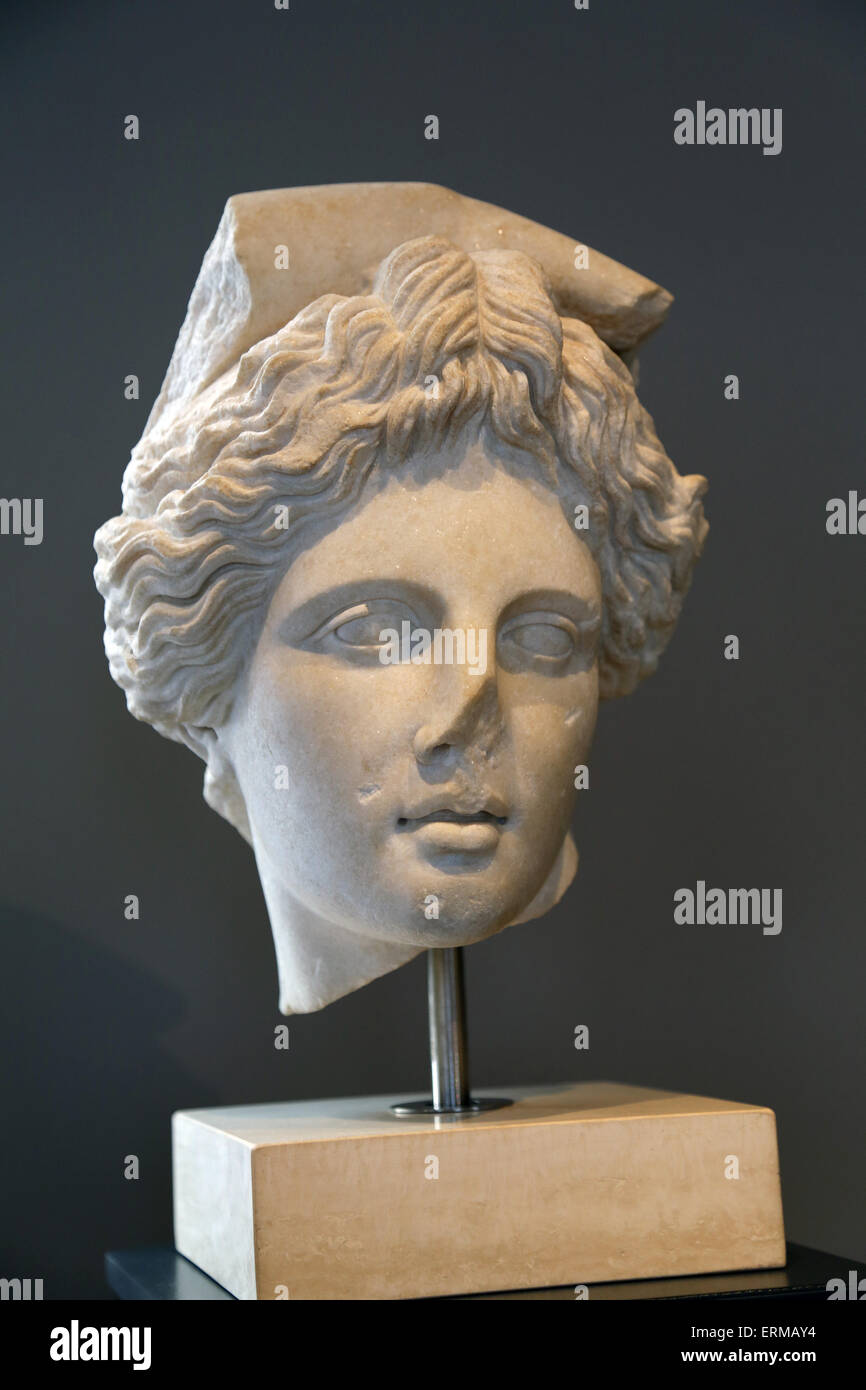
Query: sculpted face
[
  {"left": 94, "top": 213, "right": 709, "bottom": 1016},
  {"left": 220, "top": 439, "right": 601, "bottom": 1008}
]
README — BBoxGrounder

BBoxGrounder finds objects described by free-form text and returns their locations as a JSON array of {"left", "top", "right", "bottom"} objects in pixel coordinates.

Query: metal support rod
[
  {"left": 427, "top": 947, "right": 471, "bottom": 1111},
  {"left": 390, "top": 946, "right": 512, "bottom": 1116}
]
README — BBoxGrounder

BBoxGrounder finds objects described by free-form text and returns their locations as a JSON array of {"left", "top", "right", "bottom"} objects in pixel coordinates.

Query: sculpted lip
[
  {"left": 398, "top": 809, "right": 507, "bottom": 829},
  {"left": 397, "top": 790, "right": 509, "bottom": 828},
  {"left": 396, "top": 801, "right": 508, "bottom": 857}
]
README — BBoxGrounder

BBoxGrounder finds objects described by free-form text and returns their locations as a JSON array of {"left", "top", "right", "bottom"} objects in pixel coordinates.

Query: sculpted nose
[{"left": 412, "top": 665, "right": 503, "bottom": 766}]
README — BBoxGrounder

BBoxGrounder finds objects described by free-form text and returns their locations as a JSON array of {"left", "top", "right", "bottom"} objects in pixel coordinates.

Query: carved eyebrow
[
  {"left": 272, "top": 582, "right": 601, "bottom": 644},
  {"left": 499, "top": 589, "right": 602, "bottom": 627},
  {"left": 273, "top": 579, "right": 439, "bottom": 642}
]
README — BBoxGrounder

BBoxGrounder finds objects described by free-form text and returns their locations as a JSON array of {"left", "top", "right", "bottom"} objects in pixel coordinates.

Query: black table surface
[{"left": 105, "top": 1243, "right": 863, "bottom": 1301}]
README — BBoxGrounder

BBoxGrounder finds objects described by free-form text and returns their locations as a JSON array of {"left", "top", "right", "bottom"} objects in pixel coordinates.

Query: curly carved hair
[{"left": 94, "top": 234, "right": 707, "bottom": 839}]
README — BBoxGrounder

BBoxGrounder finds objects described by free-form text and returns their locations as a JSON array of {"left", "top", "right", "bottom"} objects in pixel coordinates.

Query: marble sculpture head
[{"left": 94, "top": 187, "right": 707, "bottom": 1012}]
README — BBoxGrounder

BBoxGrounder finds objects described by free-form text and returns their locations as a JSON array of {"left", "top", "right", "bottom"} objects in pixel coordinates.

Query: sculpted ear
[
  {"left": 185, "top": 725, "right": 218, "bottom": 760},
  {"left": 185, "top": 725, "right": 254, "bottom": 845}
]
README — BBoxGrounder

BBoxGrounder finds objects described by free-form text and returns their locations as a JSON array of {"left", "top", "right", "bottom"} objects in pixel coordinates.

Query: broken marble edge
[{"left": 143, "top": 180, "right": 674, "bottom": 442}]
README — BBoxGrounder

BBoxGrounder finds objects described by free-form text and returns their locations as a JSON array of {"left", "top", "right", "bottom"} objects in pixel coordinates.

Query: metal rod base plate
[{"left": 390, "top": 1096, "right": 513, "bottom": 1117}]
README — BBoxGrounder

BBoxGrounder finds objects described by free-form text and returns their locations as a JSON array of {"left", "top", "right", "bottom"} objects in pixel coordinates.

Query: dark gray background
[{"left": 1, "top": 0, "right": 862, "bottom": 1299}]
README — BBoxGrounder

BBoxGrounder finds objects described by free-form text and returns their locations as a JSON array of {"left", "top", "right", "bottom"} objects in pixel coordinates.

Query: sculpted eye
[
  {"left": 311, "top": 600, "right": 417, "bottom": 650},
  {"left": 333, "top": 612, "right": 395, "bottom": 646},
  {"left": 500, "top": 613, "right": 578, "bottom": 661},
  {"left": 509, "top": 622, "right": 574, "bottom": 657}
]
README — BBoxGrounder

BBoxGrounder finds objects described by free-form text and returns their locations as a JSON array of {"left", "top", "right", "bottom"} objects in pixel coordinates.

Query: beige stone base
[{"left": 171, "top": 1081, "right": 786, "bottom": 1300}]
